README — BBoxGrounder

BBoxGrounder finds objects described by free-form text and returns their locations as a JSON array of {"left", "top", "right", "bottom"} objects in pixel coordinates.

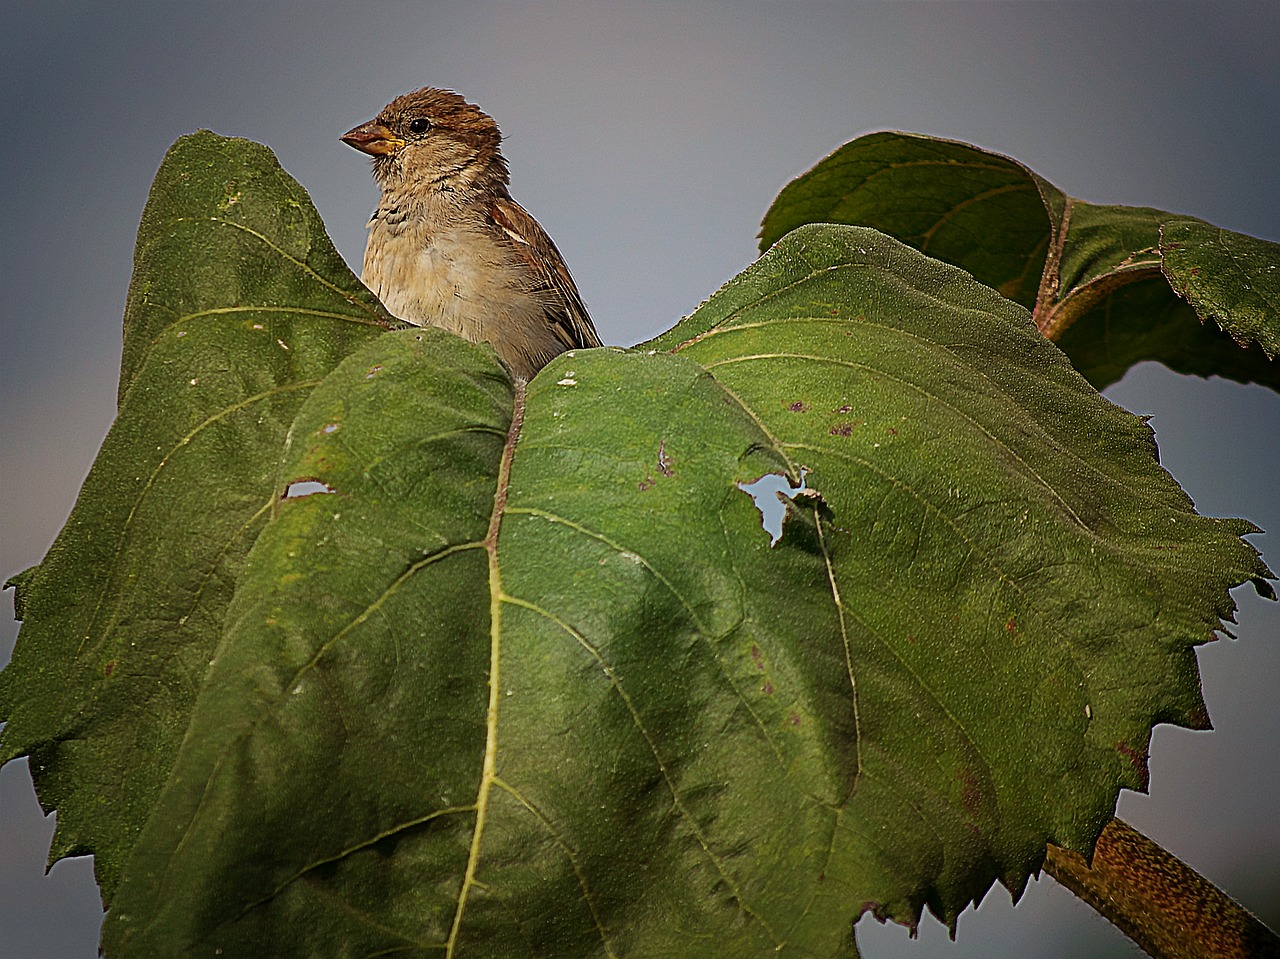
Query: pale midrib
[{"left": 446, "top": 378, "right": 526, "bottom": 957}]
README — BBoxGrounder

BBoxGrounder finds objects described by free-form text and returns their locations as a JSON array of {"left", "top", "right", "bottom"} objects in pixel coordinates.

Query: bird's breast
[
  {"left": 362, "top": 210, "right": 538, "bottom": 340},
  {"left": 359, "top": 199, "right": 578, "bottom": 379}
]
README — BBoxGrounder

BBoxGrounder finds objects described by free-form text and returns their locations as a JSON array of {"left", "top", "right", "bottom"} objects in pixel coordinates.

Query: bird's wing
[{"left": 488, "top": 196, "right": 604, "bottom": 350}]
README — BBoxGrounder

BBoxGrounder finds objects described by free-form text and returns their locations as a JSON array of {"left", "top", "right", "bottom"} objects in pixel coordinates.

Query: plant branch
[{"left": 1045, "top": 818, "right": 1279, "bottom": 959}]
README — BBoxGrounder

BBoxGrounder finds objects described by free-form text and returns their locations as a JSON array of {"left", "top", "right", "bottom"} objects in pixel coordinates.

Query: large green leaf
[
  {"left": 109, "top": 246, "right": 1275, "bottom": 951},
  {"left": 4, "top": 135, "right": 1272, "bottom": 958},
  {"left": 761, "top": 132, "right": 1280, "bottom": 390},
  {"left": 0, "top": 132, "right": 391, "bottom": 895}
]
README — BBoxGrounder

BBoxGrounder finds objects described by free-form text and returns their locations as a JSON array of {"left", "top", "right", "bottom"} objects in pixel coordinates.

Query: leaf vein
[
  {"left": 492, "top": 777, "right": 619, "bottom": 959},
  {"left": 499, "top": 594, "right": 783, "bottom": 947},
  {"left": 446, "top": 379, "right": 526, "bottom": 957},
  {"left": 76, "top": 377, "right": 325, "bottom": 658}
]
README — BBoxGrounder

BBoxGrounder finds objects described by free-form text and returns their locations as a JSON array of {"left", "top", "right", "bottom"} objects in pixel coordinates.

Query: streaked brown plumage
[{"left": 341, "top": 87, "right": 602, "bottom": 380}]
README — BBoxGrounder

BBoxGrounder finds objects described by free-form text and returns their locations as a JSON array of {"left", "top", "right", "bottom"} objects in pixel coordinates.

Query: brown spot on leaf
[
  {"left": 750, "top": 644, "right": 764, "bottom": 670},
  {"left": 859, "top": 901, "right": 892, "bottom": 924},
  {"left": 1113, "top": 741, "right": 1151, "bottom": 791},
  {"left": 1005, "top": 616, "right": 1018, "bottom": 633},
  {"left": 787, "top": 401, "right": 811, "bottom": 413},
  {"left": 834, "top": 404, "right": 852, "bottom": 414},
  {"left": 104, "top": 660, "right": 116, "bottom": 677},
  {"left": 829, "top": 422, "right": 854, "bottom": 437},
  {"left": 956, "top": 768, "right": 982, "bottom": 816},
  {"left": 762, "top": 680, "right": 774, "bottom": 695},
  {"left": 886, "top": 427, "right": 898, "bottom": 436},
  {"left": 637, "top": 476, "right": 655, "bottom": 491},
  {"left": 788, "top": 713, "right": 802, "bottom": 726}
]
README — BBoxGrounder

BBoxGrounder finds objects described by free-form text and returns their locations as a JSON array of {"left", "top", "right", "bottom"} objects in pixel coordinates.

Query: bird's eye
[{"left": 408, "top": 118, "right": 431, "bottom": 134}]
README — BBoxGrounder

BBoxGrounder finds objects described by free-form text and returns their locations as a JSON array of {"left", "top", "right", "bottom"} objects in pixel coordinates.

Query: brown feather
[{"left": 488, "top": 196, "right": 603, "bottom": 352}]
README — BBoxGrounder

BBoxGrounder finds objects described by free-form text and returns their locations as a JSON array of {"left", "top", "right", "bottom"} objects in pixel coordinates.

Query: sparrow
[{"left": 341, "top": 87, "right": 603, "bottom": 380}]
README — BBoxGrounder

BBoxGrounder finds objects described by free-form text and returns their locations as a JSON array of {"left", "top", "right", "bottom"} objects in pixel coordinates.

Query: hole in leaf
[
  {"left": 283, "top": 479, "right": 336, "bottom": 499},
  {"left": 737, "top": 468, "right": 811, "bottom": 546}
]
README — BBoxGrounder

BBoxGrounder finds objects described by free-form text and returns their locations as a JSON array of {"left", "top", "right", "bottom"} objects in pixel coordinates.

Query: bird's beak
[{"left": 340, "top": 121, "right": 405, "bottom": 156}]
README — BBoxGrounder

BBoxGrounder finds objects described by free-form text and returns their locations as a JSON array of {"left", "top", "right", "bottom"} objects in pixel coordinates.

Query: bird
[{"left": 341, "top": 87, "right": 603, "bottom": 380}]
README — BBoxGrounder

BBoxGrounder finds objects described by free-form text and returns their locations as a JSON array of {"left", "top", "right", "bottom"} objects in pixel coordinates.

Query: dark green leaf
[
  {"left": 1160, "top": 216, "right": 1280, "bottom": 358},
  {"left": 761, "top": 133, "right": 1279, "bottom": 390},
  {"left": 1054, "top": 277, "right": 1280, "bottom": 390},
  {"left": 1046, "top": 206, "right": 1279, "bottom": 388},
  {"left": 0, "top": 132, "right": 390, "bottom": 895},
  {"left": 103, "top": 328, "right": 514, "bottom": 956},
  {"left": 118, "top": 131, "right": 393, "bottom": 403},
  {"left": 759, "top": 132, "right": 1059, "bottom": 308},
  {"left": 96, "top": 223, "right": 1270, "bottom": 957}
]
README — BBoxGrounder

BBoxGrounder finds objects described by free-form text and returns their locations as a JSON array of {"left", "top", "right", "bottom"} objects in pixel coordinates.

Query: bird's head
[{"left": 341, "top": 87, "right": 509, "bottom": 195}]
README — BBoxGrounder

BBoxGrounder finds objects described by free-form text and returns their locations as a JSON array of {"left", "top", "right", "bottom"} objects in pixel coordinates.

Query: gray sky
[{"left": 2, "top": 3, "right": 1277, "bottom": 956}]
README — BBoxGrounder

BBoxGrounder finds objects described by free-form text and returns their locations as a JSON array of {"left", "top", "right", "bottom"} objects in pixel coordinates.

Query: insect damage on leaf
[
  {"left": 282, "top": 479, "right": 336, "bottom": 499},
  {"left": 737, "top": 468, "right": 823, "bottom": 546}
]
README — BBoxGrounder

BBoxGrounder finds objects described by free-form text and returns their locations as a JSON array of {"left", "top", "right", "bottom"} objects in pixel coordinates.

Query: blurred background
[{"left": 2, "top": 2, "right": 1277, "bottom": 956}]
